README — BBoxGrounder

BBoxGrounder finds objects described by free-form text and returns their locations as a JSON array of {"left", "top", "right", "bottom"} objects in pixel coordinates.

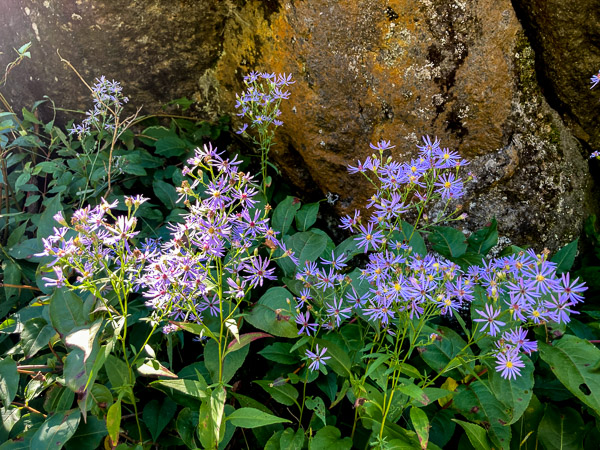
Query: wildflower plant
[{"left": 235, "top": 71, "right": 294, "bottom": 196}]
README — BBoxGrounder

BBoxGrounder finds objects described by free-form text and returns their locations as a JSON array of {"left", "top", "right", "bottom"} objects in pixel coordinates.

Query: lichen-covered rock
[
  {"left": 0, "top": 0, "right": 595, "bottom": 250},
  {"left": 513, "top": 0, "right": 600, "bottom": 151},
  {"left": 210, "top": 0, "right": 595, "bottom": 250},
  {"left": 0, "top": 0, "right": 225, "bottom": 119}
]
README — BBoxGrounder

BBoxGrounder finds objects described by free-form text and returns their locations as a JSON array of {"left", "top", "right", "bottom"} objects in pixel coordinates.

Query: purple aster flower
[
  {"left": 296, "top": 288, "right": 312, "bottom": 309},
  {"left": 495, "top": 348, "right": 525, "bottom": 380},
  {"left": 339, "top": 210, "right": 361, "bottom": 230},
  {"left": 544, "top": 295, "right": 578, "bottom": 324},
  {"left": 434, "top": 173, "right": 464, "bottom": 200},
  {"left": 243, "top": 255, "right": 276, "bottom": 288},
  {"left": 295, "top": 311, "right": 318, "bottom": 336},
  {"left": 502, "top": 327, "right": 537, "bottom": 355},
  {"left": 347, "top": 159, "right": 369, "bottom": 174},
  {"left": 325, "top": 297, "right": 353, "bottom": 328},
  {"left": 416, "top": 135, "right": 441, "bottom": 156},
  {"left": 474, "top": 303, "right": 506, "bottom": 337},
  {"left": 42, "top": 266, "right": 65, "bottom": 288},
  {"left": 346, "top": 287, "right": 369, "bottom": 309},
  {"left": 370, "top": 140, "right": 395, "bottom": 151},
  {"left": 320, "top": 250, "right": 348, "bottom": 270},
  {"left": 305, "top": 344, "right": 331, "bottom": 371},
  {"left": 557, "top": 273, "right": 587, "bottom": 304},
  {"left": 591, "top": 70, "right": 600, "bottom": 88},
  {"left": 506, "top": 277, "right": 540, "bottom": 305},
  {"left": 355, "top": 222, "right": 385, "bottom": 253}
]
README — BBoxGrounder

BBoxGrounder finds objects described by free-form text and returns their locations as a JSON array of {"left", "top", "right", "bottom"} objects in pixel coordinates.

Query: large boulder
[
  {"left": 211, "top": 0, "right": 595, "bottom": 250},
  {"left": 1, "top": 0, "right": 596, "bottom": 250}
]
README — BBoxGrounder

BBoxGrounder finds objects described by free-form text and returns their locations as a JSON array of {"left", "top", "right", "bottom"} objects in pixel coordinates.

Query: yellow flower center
[{"left": 506, "top": 361, "right": 513, "bottom": 368}]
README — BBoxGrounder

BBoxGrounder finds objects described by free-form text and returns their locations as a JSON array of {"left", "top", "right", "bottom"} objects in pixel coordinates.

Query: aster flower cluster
[
  {"left": 37, "top": 195, "right": 151, "bottom": 303},
  {"left": 138, "top": 143, "right": 296, "bottom": 333},
  {"left": 298, "top": 136, "right": 588, "bottom": 380},
  {"left": 69, "top": 76, "right": 129, "bottom": 137}
]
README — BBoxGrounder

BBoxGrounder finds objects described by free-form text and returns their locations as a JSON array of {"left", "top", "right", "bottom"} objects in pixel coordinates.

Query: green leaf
[
  {"left": 50, "top": 288, "right": 86, "bottom": 338},
  {"left": 295, "top": 202, "right": 319, "bottom": 231},
  {"left": 0, "top": 358, "right": 19, "bottom": 407},
  {"left": 227, "top": 407, "right": 290, "bottom": 428},
  {"left": 551, "top": 238, "right": 579, "bottom": 275},
  {"left": 142, "top": 398, "right": 177, "bottom": 442},
  {"left": 198, "top": 386, "right": 226, "bottom": 448},
  {"left": 487, "top": 355, "right": 534, "bottom": 425},
  {"left": 286, "top": 231, "right": 329, "bottom": 266},
  {"left": 64, "top": 416, "right": 107, "bottom": 450},
  {"left": 8, "top": 238, "right": 42, "bottom": 260},
  {"left": 150, "top": 378, "right": 208, "bottom": 404},
  {"left": 410, "top": 406, "right": 430, "bottom": 450},
  {"left": 315, "top": 338, "right": 352, "bottom": 378},
  {"left": 31, "top": 409, "right": 80, "bottom": 449},
  {"left": 43, "top": 386, "right": 75, "bottom": 413},
  {"left": 452, "top": 419, "right": 492, "bottom": 450},
  {"left": 254, "top": 380, "right": 299, "bottom": 407},
  {"left": 396, "top": 383, "right": 428, "bottom": 406},
  {"left": 224, "top": 332, "right": 272, "bottom": 357},
  {"left": 305, "top": 396, "right": 326, "bottom": 427},
  {"left": 36, "top": 194, "right": 63, "bottom": 242},
  {"left": 280, "top": 427, "right": 305, "bottom": 450},
  {"left": 538, "top": 334, "right": 600, "bottom": 416},
  {"left": 152, "top": 179, "right": 178, "bottom": 209},
  {"left": 106, "top": 399, "right": 121, "bottom": 447},
  {"left": 537, "top": 404, "right": 584, "bottom": 450},
  {"left": 396, "top": 221, "right": 427, "bottom": 256},
  {"left": 136, "top": 359, "right": 177, "bottom": 378},
  {"left": 176, "top": 407, "right": 198, "bottom": 449},
  {"left": 418, "top": 326, "right": 474, "bottom": 378},
  {"left": 272, "top": 196, "right": 301, "bottom": 235},
  {"left": 104, "top": 355, "right": 131, "bottom": 390},
  {"left": 21, "top": 318, "right": 56, "bottom": 358},
  {"left": 154, "top": 136, "right": 188, "bottom": 157},
  {"left": 428, "top": 226, "right": 468, "bottom": 258},
  {"left": 245, "top": 287, "right": 298, "bottom": 338},
  {"left": 258, "top": 342, "right": 298, "bottom": 365},
  {"left": 204, "top": 339, "right": 249, "bottom": 384},
  {"left": 309, "top": 426, "right": 352, "bottom": 450},
  {"left": 467, "top": 219, "right": 498, "bottom": 255}
]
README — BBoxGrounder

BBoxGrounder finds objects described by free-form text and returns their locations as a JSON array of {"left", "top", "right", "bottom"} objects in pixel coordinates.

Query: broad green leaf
[
  {"left": 136, "top": 359, "right": 177, "bottom": 378},
  {"left": 315, "top": 338, "right": 352, "bottom": 377},
  {"left": 487, "top": 355, "right": 534, "bottom": 425},
  {"left": 21, "top": 318, "right": 57, "bottom": 358},
  {"left": 143, "top": 398, "right": 177, "bottom": 442},
  {"left": 309, "top": 426, "right": 352, "bottom": 450},
  {"left": 453, "top": 381, "right": 511, "bottom": 449},
  {"left": 258, "top": 342, "right": 298, "bottom": 365},
  {"left": 272, "top": 196, "right": 301, "bottom": 235},
  {"left": 49, "top": 289, "right": 85, "bottom": 337},
  {"left": 65, "top": 321, "right": 103, "bottom": 365},
  {"left": 334, "top": 235, "right": 363, "bottom": 261},
  {"left": 64, "top": 416, "right": 107, "bottom": 450},
  {"left": 551, "top": 238, "right": 578, "bottom": 275},
  {"left": 295, "top": 202, "right": 319, "bottom": 231},
  {"left": 172, "top": 321, "right": 217, "bottom": 340},
  {"left": 139, "top": 126, "right": 173, "bottom": 145},
  {"left": 245, "top": 287, "right": 298, "bottom": 338},
  {"left": 0, "top": 407, "right": 21, "bottom": 443},
  {"left": 227, "top": 407, "right": 290, "bottom": 428},
  {"left": 429, "top": 226, "right": 468, "bottom": 258},
  {"left": 538, "top": 334, "right": 600, "bottom": 416},
  {"left": 176, "top": 407, "right": 198, "bottom": 449},
  {"left": 105, "top": 355, "right": 131, "bottom": 391},
  {"left": 43, "top": 386, "right": 75, "bottom": 413},
  {"left": 254, "top": 380, "right": 299, "bottom": 407},
  {"left": 36, "top": 194, "right": 62, "bottom": 242},
  {"left": 224, "top": 332, "right": 272, "bottom": 357},
  {"left": 410, "top": 406, "right": 430, "bottom": 450},
  {"left": 31, "top": 408, "right": 80, "bottom": 449},
  {"left": 537, "top": 404, "right": 584, "bottom": 450},
  {"left": 106, "top": 399, "right": 121, "bottom": 447},
  {"left": 418, "top": 326, "right": 474, "bottom": 378},
  {"left": 0, "top": 358, "right": 19, "bottom": 407},
  {"left": 452, "top": 419, "right": 492, "bottom": 450},
  {"left": 204, "top": 339, "right": 249, "bottom": 384},
  {"left": 467, "top": 219, "right": 498, "bottom": 255},
  {"left": 198, "top": 387, "right": 226, "bottom": 448},
  {"left": 2, "top": 261, "right": 21, "bottom": 305},
  {"left": 154, "top": 136, "right": 188, "bottom": 157},
  {"left": 280, "top": 427, "right": 305, "bottom": 450},
  {"left": 396, "top": 383, "right": 428, "bottom": 406},
  {"left": 511, "top": 394, "right": 544, "bottom": 450},
  {"left": 150, "top": 378, "right": 208, "bottom": 407},
  {"left": 8, "top": 238, "right": 42, "bottom": 260},
  {"left": 287, "top": 231, "right": 328, "bottom": 266},
  {"left": 152, "top": 179, "right": 178, "bottom": 209}
]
